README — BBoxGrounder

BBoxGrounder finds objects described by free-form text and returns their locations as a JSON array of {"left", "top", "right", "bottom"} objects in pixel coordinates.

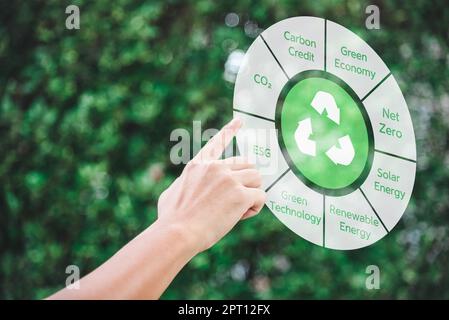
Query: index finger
[{"left": 193, "top": 117, "right": 242, "bottom": 162}]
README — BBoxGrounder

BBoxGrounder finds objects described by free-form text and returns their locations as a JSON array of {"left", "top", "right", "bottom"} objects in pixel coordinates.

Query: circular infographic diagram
[{"left": 233, "top": 16, "right": 416, "bottom": 250}]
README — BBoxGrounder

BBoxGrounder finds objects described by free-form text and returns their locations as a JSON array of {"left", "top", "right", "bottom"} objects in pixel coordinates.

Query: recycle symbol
[{"left": 294, "top": 91, "right": 355, "bottom": 166}]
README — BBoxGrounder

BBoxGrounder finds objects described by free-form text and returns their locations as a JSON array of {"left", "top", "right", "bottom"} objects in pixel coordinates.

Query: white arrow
[
  {"left": 311, "top": 91, "right": 340, "bottom": 125},
  {"left": 294, "top": 118, "right": 316, "bottom": 156},
  {"left": 325, "top": 135, "right": 355, "bottom": 166}
]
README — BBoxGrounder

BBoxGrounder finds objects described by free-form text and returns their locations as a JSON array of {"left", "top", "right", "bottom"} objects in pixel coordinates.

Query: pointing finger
[{"left": 193, "top": 118, "right": 242, "bottom": 162}]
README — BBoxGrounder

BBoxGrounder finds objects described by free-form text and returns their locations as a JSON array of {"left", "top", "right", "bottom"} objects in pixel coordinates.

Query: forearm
[{"left": 48, "top": 220, "right": 198, "bottom": 300}]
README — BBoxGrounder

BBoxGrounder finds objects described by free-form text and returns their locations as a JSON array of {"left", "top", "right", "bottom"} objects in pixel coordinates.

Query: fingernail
[{"left": 229, "top": 117, "right": 243, "bottom": 130}]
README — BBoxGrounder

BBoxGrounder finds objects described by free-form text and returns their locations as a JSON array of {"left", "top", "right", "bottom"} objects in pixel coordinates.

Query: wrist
[{"left": 152, "top": 218, "right": 202, "bottom": 257}]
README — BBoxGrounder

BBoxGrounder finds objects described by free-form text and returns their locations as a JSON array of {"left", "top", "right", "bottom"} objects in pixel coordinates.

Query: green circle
[{"left": 278, "top": 72, "right": 372, "bottom": 194}]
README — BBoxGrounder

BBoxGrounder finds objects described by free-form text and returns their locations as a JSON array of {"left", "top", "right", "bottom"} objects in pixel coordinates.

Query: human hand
[
  {"left": 157, "top": 118, "right": 266, "bottom": 253},
  {"left": 47, "top": 118, "right": 265, "bottom": 300}
]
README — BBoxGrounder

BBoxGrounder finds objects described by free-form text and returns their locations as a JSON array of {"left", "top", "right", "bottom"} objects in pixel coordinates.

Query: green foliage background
[{"left": 1, "top": 0, "right": 449, "bottom": 299}]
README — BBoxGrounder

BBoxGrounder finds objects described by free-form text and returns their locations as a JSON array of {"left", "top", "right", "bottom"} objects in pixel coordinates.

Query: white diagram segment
[
  {"left": 363, "top": 75, "right": 416, "bottom": 160},
  {"left": 360, "top": 152, "right": 416, "bottom": 231},
  {"left": 326, "top": 20, "right": 390, "bottom": 98},
  {"left": 233, "top": 111, "right": 289, "bottom": 190},
  {"left": 261, "top": 16, "right": 325, "bottom": 78},
  {"left": 266, "top": 170, "right": 323, "bottom": 246},
  {"left": 233, "top": 37, "right": 288, "bottom": 120},
  {"left": 325, "top": 190, "right": 387, "bottom": 250}
]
